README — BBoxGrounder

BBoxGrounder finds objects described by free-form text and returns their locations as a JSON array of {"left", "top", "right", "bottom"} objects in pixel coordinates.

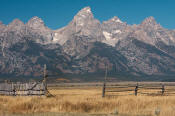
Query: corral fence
[
  {"left": 101, "top": 66, "right": 175, "bottom": 97},
  {"left": 102, "top": 82, "right": 175, "bottom": 97},
  {"left": 0, "top": 82, "right": 46, "bottom": 96},
  {"left": 0, "top": 64, "right": 49, "bottom": 96}
]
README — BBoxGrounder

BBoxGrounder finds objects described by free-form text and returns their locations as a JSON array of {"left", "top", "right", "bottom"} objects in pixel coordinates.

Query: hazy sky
[{"left": 0, "top": 0, "right": 174, "bottom": 29}]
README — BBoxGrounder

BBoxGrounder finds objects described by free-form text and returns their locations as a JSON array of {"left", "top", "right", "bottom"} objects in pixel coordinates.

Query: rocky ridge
[{"left": 1, "top": 7, "right": 175, "bottom": 80}]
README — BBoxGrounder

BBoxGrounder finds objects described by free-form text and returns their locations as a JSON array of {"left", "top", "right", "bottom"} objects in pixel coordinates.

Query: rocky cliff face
[
  {"left": 101, "top": 16, "right": 130, "bottom": 46},
  {"left": 1, "top": 6, "right": 175, "bottom": 80},
  {"left": 26, "top": 16, "right": 54, "bottom": 44}
]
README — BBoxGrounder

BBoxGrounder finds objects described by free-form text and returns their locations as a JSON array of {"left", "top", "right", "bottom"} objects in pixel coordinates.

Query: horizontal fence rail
[{"left": 102, "top": 83, "right": 175, "bottom": 97}]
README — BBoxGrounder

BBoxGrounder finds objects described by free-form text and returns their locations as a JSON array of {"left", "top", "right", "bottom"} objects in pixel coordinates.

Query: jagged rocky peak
[
  {"left": 141, "top": 16, "right": 156, "bottom": 24},
  {"left": 27, "top": 16, "right": 45, "bottom": 29},
  {"left": 141, "top": 16, "right": 161, "bottom": 28},
  {"left": 72, "top": 6, "right": 95, "bottom": 26},
  {"left": 64, "top": 6, "right": 102, "bottom": 38},
  {"left": 110, "top": 16, "right": 123, "bottom": 23},
  {"left": 8, "top": 19, "right": 24, "bottom": 27},
  {"left": 7, "top": 19, "right": 25, "bottom": 32},
  {"left": 53, "top": 6, "right": 103, "bottom": 45},
  {"left": 76, "top": 6, "right": 93, "bottom": 18},
  {"left": 103, "top": 16, "right": 126, "bottom": 26}
]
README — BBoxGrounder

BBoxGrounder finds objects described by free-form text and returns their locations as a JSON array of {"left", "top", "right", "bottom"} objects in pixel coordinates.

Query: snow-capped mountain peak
[{"left": 72, "top": 6, "right": 94, "bottom": 27}]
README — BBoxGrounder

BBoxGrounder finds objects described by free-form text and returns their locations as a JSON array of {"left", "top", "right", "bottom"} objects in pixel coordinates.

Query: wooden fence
[
  {"left": 0, "top": 82, "right": 46, "bottom": 96},
  {"left": 102, "top": 83, "right": 175, "bottom": 97},
  {"left": 0, "top": 64, "right": 49, "bottom": 96}
]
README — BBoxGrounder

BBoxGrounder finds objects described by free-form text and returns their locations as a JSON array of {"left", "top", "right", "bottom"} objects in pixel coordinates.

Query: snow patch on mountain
[
  {"left": 103, "top": 31, "right": 112, "bottom": 40},
  {"left": 113, "top": 18, "right": 122, "bottom": 23},
  {"left": 102, "top": 31, "right": 119, "bottom": 46},
  {"left": 113, "top": 30, "right": 122, "bottom": 34}
]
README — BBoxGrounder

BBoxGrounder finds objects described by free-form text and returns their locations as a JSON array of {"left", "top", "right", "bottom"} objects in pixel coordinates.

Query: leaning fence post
[
  {"left": 43, "top": 64, "right": 48, "bottom": 96},
  {"left": 161, "top": 84, "right": 165, "bottom": 95},
  {"left": 102, "top": 65, "right": 108, "bottom": 98},
  {"left": 135, "top": 83, "right": 138, "bottom": 96}
]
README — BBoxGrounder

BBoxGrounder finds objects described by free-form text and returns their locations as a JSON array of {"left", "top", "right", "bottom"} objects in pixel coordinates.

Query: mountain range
[{"left": 1, "top": 7, "right": 175, "bottom": 81}]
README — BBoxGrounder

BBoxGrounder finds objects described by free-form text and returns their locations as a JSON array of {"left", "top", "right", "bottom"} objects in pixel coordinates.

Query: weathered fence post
[
  {"left": 43, "top": 64, "right": 48, "bottom": 96},
  {"left": 161, "top": 84, "right": 165, "bottom": 95},
  {"left": 102, "top": 82, "right": 106, "bottom": 97},
  {"left": 135, "top": 83, "right": 138, "bottom": 96},
  {"left": 12, "top": 83, "right": 16, "bottom": 96},
  {"left": 102, "top": 65, "right": 108, "bottom": 98}
]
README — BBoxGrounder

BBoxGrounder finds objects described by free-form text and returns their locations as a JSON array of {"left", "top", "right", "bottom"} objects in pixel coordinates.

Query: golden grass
[{"left": 1, "top": 87, "right": 175, "bottom": 116}]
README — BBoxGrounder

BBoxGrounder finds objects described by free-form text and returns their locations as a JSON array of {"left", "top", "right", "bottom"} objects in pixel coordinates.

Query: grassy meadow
[{"left": 0, "top": 82, "right": 175, "bottom": 116}]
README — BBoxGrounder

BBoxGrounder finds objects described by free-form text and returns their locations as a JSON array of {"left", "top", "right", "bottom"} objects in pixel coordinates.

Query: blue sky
[{"left": 0, "top": 0, "right": 174, "bottom": 29}]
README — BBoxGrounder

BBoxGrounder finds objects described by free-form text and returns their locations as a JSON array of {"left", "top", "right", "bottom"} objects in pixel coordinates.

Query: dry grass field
[{"left": 1, "top": 82, "right": 175, "bottom": 116}]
